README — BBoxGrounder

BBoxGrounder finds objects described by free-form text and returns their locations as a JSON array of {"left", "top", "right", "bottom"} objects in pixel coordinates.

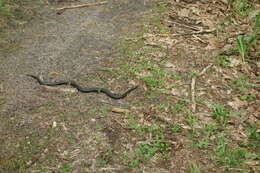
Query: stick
[
  {"left": 172, "top": 30, "right": 215, "bottom": 36},
  {"left": 57, "top": 1, "right": 108, "bottom": 15},
  {"left": 164, "top": 20, "right": 201, "bottom": 31},
  {"left": 191, "top": 77, "right": 196, "bottom": 113},
  {"left": 191, "top": 64, "right": 213, "bottom": 113},
  {"left": 198, "top": 64, "right": 213, "bottom": 76}
]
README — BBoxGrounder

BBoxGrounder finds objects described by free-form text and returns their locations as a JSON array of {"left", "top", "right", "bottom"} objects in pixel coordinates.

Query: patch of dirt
[{"left": 0, "top": 0, "right": 154, "bottom": 172}]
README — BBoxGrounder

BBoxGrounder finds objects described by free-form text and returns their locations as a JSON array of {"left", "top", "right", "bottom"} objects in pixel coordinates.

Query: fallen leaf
[
  {"left": 49, "top": 72, "right": 60, "bottom": 76},
  {"left": 111, "top": 108, "right": 131, "bottom": 114},
  {"left": 165, "top": 61, "right": 175, "bottom": 68},
  {"left": 143, "top": 84, "right": 148, "bottom": 91},
  {"left": 171, "top": 88, "right": 181, "bottom": 96},
  {"left": 52, "top": 121, "right": 57, "bottom": 128},
  {"left": 229, "top": 58, "right": 241, "bottom": 67},
  {"left": 178, "top": 8, "right": 190, "bottom": 17},
  {"left": 228, "top": 97, "right": 248, "bottom": 110}
]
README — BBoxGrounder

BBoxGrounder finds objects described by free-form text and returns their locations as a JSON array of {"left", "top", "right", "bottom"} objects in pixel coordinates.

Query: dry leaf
[
  {"left": 52, "top": 121, "right": 57, "bottom": 128},
  {"left": 50, "top": 72, "right": 60, "bottom": 76},
  {"left": 111, "top": 108, "right": 131, "bottom": 114},
  {"left": 171, "top": 88, "right": 181, "bottom": 96},
  {"left": 165, "top": 61, "right": 175, "bottom": 68},
  {"left": 178, "top": 8, "right": 190, "bottom": 17},
  {"left": 229, "top": 58, "right": 241, "bottom": 67},
  {"left": 228, "top": 97, "right": 248, "bottom": 110},
  {"left": 143, "top": 84, "right": 148, "bottom": 91}
]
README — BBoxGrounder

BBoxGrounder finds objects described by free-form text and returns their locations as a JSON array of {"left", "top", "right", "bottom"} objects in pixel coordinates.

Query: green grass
[
  {"left": 59, "top": 163, "right": 72, "bottom": 172},
  {"left": 188, "top": 161, "right": 201, "bottom": 173},
  {"left": 171, "top": 122, "right": 181, "bottom": 133},
  {"left": 217, "top": 55, "right": 231, "bottom": 67},
  {"left": 237, "top": 34, "right": 248, "bottom": 62},
  {"left": 230, "top": 0, "right": 253, "bottom": 17},
  {"left": 137, "top": 135, "right": 171, "bottom": 159},
  {"left": 247, "top": 124, "right": 260, "bottom": 152},
  {"left": 211, "top": 103, "right": 230, "bottom": 126},
  {"left": 97, "top": 148, "right": 113, "bottom": 166}
]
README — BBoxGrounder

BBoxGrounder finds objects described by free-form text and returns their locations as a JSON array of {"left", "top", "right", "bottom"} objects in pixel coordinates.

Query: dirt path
[{"left": 0, "top": 0, "right": 152, "bottom": 172}]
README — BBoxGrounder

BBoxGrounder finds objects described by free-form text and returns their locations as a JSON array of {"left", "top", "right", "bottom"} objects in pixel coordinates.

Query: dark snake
[{"left": 27, "top": 75, "right": 138, "bottom": 99}]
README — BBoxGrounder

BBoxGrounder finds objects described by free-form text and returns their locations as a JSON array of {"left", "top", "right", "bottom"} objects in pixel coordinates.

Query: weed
[
  {"left": 214, "top": 133, "right": 248, "bottom": 168},
  {"left": 137, "top": 141, "right": 157, "bottom": 158},
  {"left": 196, "top": 139, "right": 210, "bottom": 149},
  {"left": 170, "top": 99, "right": 186, "bottom": 114},
  {"left": 98, "top": 148, "right": 113, "bottom": 166},
  {"left": 148, "top": 124, "right": 161, "bottom": 133},
  {"left": 188, "top": 161, "right": 201, "bottom": 173},
  {"left": 239, "top": 94, "right": 256, "bottom": 100},
  {"left": 128, "top": 159, "right": 139, "bottom": 168},
  {"left": 185, "top": 111, "right": 198, "bottom": 137},
  {"left": 171, "top": 122, "right": 181, "bottom": 133},
  {"left": 204, "top": 123, "right": 218, "bottom": 137},
  {"left": 95, "top": 123, "right": 103, "bottom": 131},
  {"left": 231, "top": 0, "right": 252, "bottom": 17},
  {"left": 0, "top": 96, "right": 6, "bottom": 105},
  {"left": 185, "top": 114, "right": 195, "bottom": 127},
  {"left": 142, "top": 75, "right": 163, "bottom": 89},
  {"left": 212, "top": 103, "right": 230, "bottom": 125},
  {"left": 137, "top": 135, "right": 170, "bottom": 158},
  {"left": 217, "top": 56, "right": 231, "bottom": 67},
  {"left": 122, "top": 152, "right": 129, "bottom": 160},
  {"left": 0, "top": 0, "right": 13, "bottom": 18},
  {"left": 156, "top": 23, "right": 168, "bottom": 33},
  {"left": 125, "top": 48, "right": 135, "bottom": 57},
  {"left": 247, "top": 124, "right": 260, "bottom": 152},
  {"left": 171, "top": 73, "right": 182, "bottom": 80},
  {"left": 237, "top": 34, "right": 248, "bottom": 62},
  {"left": 59, "top": 163, "right": 72, "bottom": 172},
  {"left": 195, "top": 97, "right": 205, "bottom": 104},
  {"left": 236, "top": 30, "right": 259, "bottom": 62},
  {"left": 190, "top": 71, "right": 199, "bottom": 77},
  {"left": 231, "top": 76, "right": 250, "bottom": 91},
  {"left": 253, "top": 11, "right": 260, "bottom": 31}
]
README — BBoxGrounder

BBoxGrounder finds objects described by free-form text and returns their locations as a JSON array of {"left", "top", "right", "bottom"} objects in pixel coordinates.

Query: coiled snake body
[{"left": 27, "top": 75, "right": 138, "bottom": 99}]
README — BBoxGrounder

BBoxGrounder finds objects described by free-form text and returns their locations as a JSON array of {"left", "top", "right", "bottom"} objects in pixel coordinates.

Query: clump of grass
[
  {"left": 230, "top": 0, "right": 253, "bottom": 17},
  {"left": 0, "top": 0, "right": 19, "bottom": 26},
  {"left": 188, "top": 161, "right": 201, "bottom": 173},
  {"left": 137, "top": 135, "right": 171, "bottom": 158},
  {"left": 247, "top": 124, "right": 260, "bottom": 152},
  {"left": 214, "top": 133, "right": 248, "bottom": 169},
  {"left": 59, "top": 163, "right": 72, "bottom": 172},
  {"left": 236, "top": 35, "right": 247, "bottom": 62},
  {"left": 211, "top": 103, "right": 230, "bottom": 126},
  {"left": 217, "top": 55, "right": 231, "bottom": 67}
]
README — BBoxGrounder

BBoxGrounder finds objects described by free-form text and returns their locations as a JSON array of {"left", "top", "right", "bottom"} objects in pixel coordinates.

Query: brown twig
[
  {"left": 191, "top": 64, "right": 213, "bottom": 113},
  {"left": 191, "top": 77, "right": 196, "bottom": 113},
  {"left": 172, "top": 30, "right": 215, "bottom": 36},
  {"left": 164, "top": 20, "right": 201, "bottom": 31},
  {"left": 57, "top": 1, "right": 108, "bottom": 15}
]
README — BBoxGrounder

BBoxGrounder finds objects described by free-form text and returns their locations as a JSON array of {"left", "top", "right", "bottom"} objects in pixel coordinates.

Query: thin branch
[
  {"left": 191, "top": 64, "right": 213, "bottom": 113},
  {"left": 198, "top": 64, "right": 213, "bottom": 76},
  {"left": 191, "top": 77, "right": 196, "bottom": 113},
  {"left": 57, "top": 1, "right": 108, "bottom": 15},
  {"left": 172, "top": 30, "right": 215, "bottom": 36}
]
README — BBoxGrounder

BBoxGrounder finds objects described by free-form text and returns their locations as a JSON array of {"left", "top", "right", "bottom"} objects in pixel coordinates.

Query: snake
[{"left": 27, "top": 75, "right": 138, "bottom": 99}]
